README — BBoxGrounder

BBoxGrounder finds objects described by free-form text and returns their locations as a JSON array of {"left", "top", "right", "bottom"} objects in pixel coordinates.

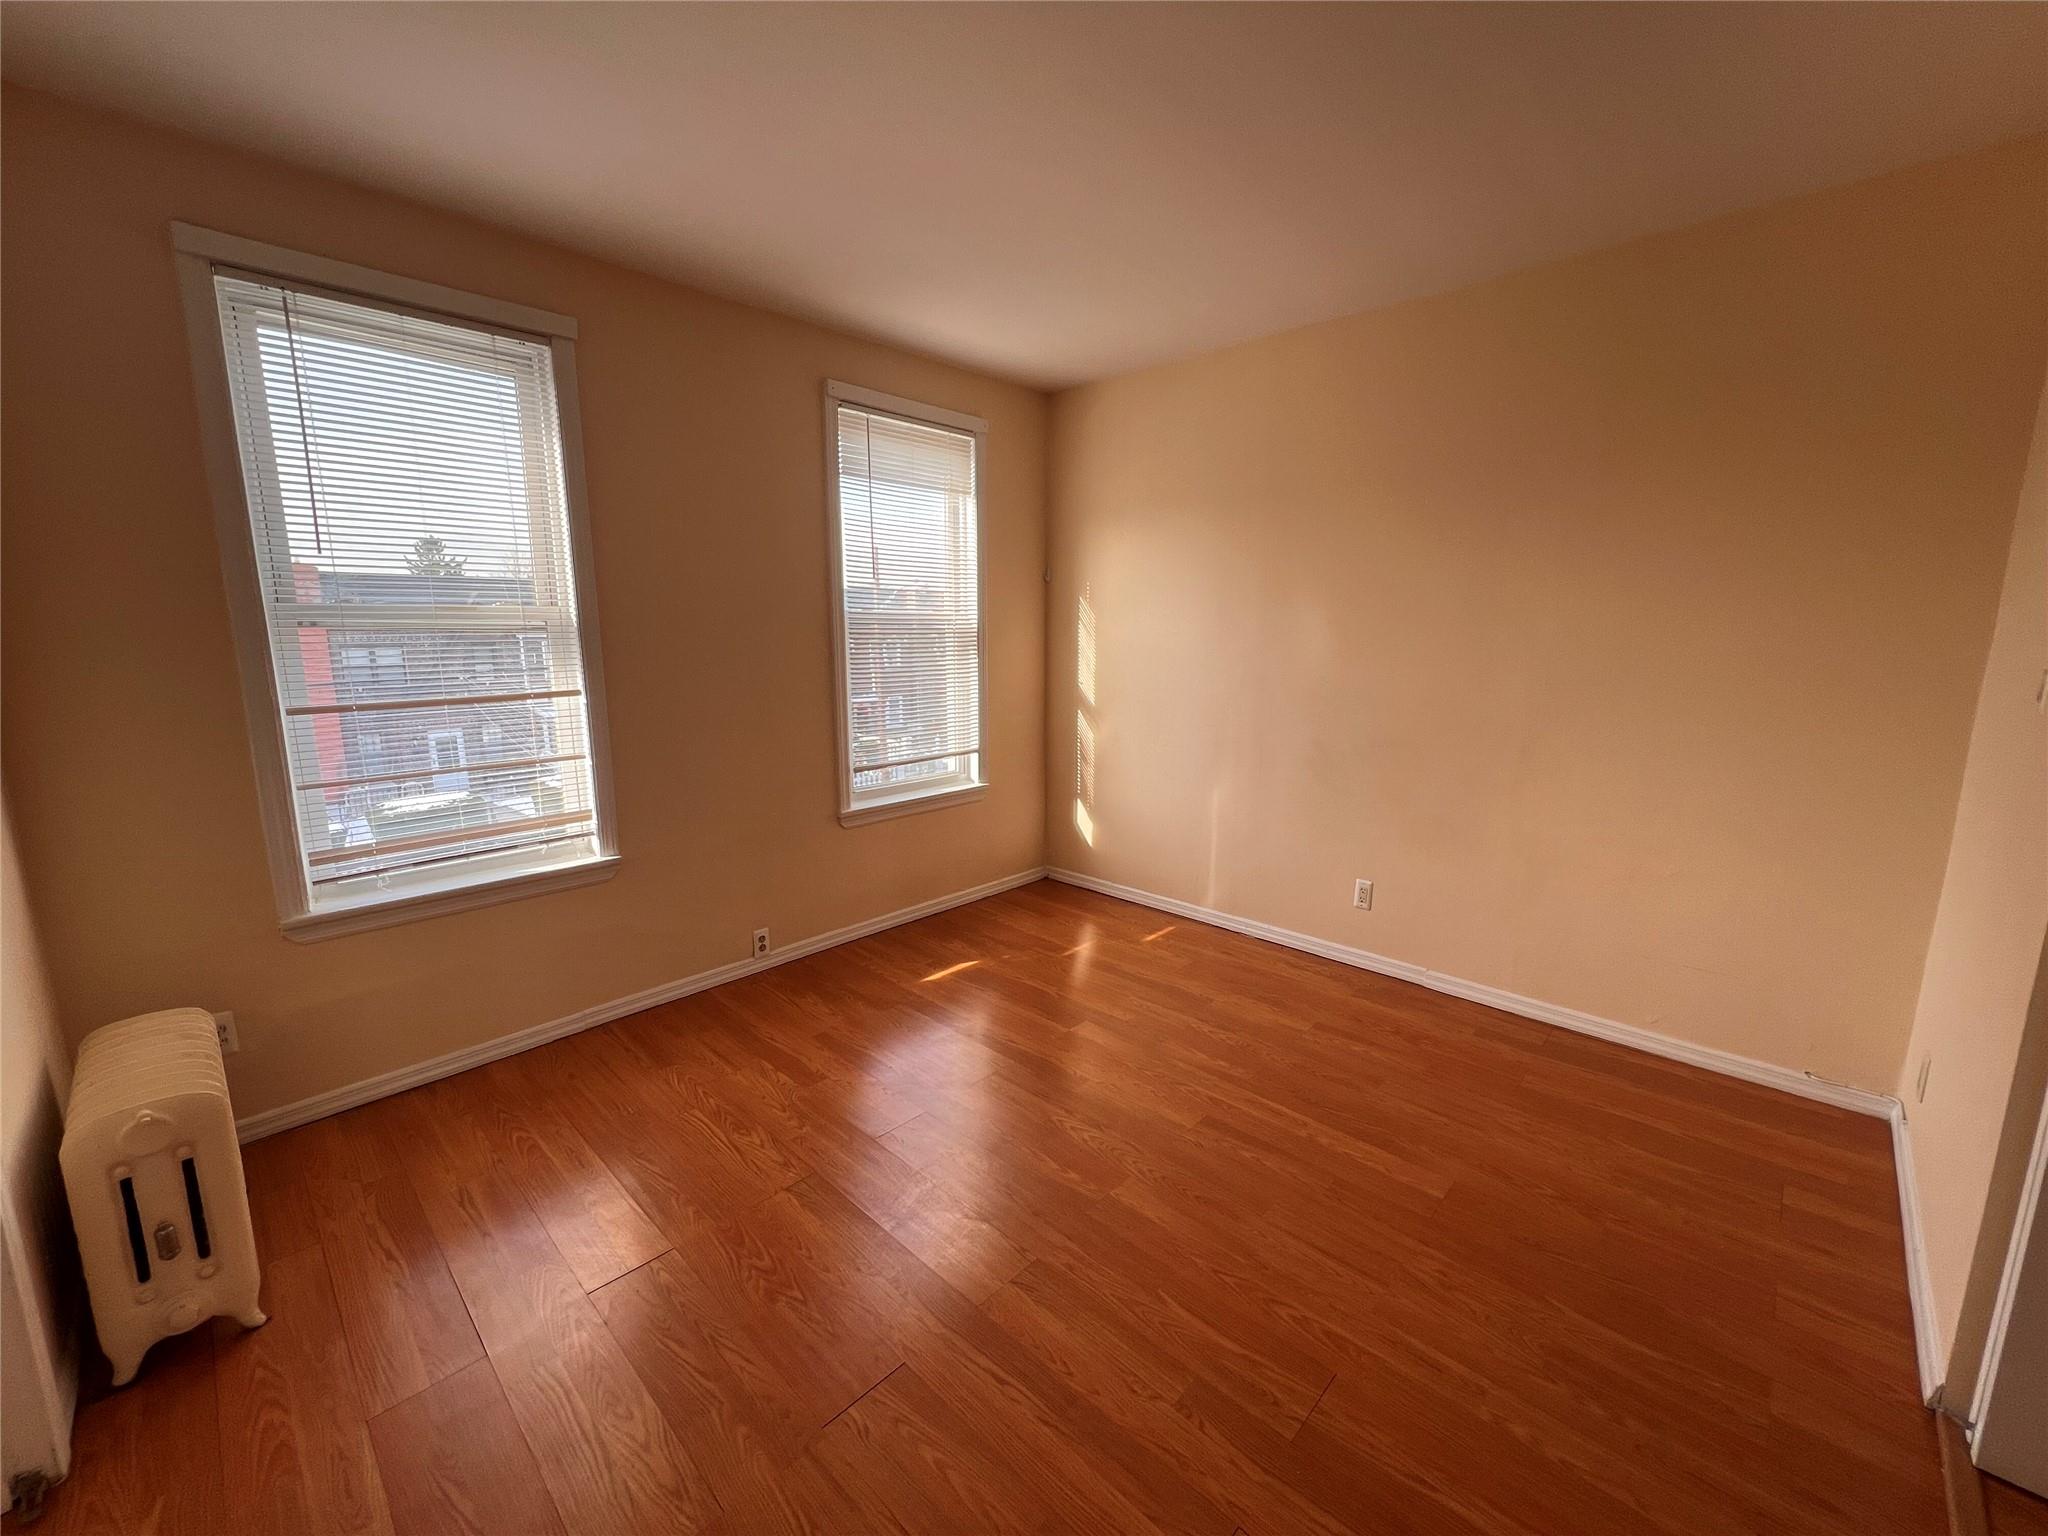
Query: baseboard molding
[
  {"left": 1936, "top": 1413, "right": 1989, "bottom": 1536},
  {"left": 1048, "top": 868, "right": 1894, "bottom": 1117},
  {"left": 1891, "top": 1102, "right": 1948, "bottom": 1403},
  {"left": 235, "top": 856, "right": 1943, "bottom": 1405},
  {"left": 1046, "top": 865, "right": 1944, "bottom": 1399},
  {"left": 234, "top": 866, "right": 1047, "bottom": 1142}
]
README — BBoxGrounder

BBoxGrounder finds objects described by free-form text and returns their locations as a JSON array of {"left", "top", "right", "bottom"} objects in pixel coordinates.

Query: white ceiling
[{"left": 4, "top": 3, "right": 2043, "bottom": 388}]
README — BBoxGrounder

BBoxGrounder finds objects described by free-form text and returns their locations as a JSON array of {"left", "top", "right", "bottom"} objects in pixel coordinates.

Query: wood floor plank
[
  {"left": 490, "top": 1309, "right": 722, "bottom": 1536},
  {"left": 789, "top": 1176, "right": 1241, "bottom": 1536},
  {"left": 1174, "top": 1371, "right": 1471, "bottom": 1536},
  {"left": 877, "top": 1168, "right": 1035, "bottom": 1303},
  {"left": 40, "top": 881, "right": 1949, "bottom": 1536},
  {"left": 1989, "top": 1476, "right": 2048, "bottom": 1536},
  {"left": 407, "top": 1165, "right": 589, "bottom": 1360},
  {"left": 526, "top": 1034, "right": 724, "bottom": 1246},
  {"left": 982, "top": 1263, "right": 1361, "bottom": 1536},
  {"left": 652, "top": 1182, "right": 910, "bottom": 1442},
  {"left": 804, "top": 1364, "right": 1062, "bottom": 1536},
  {"left": 593, "top": 1251, "right": 834, "bottom": 1531},
  {"left": 37, "top": 1329, "right": 224, "bottom": 1536},
  {"left": 914, "top": 1137, "right": 1338, "bottom": 1435},
  {"left": 459, "top": 1053, "right": 671, "bottom": 1292},
  {"left": 367, "top": 1358, "right": 566, "bottom": 1536},
  {"left": 407, "top": 1158, "right": 721, "bottom": 1534},
  {"left": 239, "top": 1130, "right": 323, "bottom": 1264},
  {"left": 212, "top": 1247, "right": 393, "bottom": 1536},
  {"left": 315, "top": 1173, "right": 483, "bottom": 1416}
]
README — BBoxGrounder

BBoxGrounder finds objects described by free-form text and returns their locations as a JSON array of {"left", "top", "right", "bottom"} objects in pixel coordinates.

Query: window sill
[
  {"left": 839, "top": 784, "right": 987, "bottom": 827},
  {"left": 280, "top": 854, "right": 619, "bottom": 942}
]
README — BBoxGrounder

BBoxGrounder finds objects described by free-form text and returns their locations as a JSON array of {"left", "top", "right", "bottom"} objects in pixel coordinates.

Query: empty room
[{"left": 3, "top": 3, "right": 2047, "bottom": 1532}]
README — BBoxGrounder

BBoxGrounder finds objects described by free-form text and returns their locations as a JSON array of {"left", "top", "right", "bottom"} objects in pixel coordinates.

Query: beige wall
[
  {"left": 1896, "top": 377, "right": 2048, "bottom": 1375},
  {"left": 1047, "top": 137, "right": 2048, "bottom": 1094},
  {"left": 2, "top": 808, "right": 71, "bottom": 1134},
  {"left": 3, "top": 82, "right": 2042, "bottom": 1165},
  {"left": 2, "top": 796, "right": 79, "bottom": 1484},
  {"left": 0, "top": 88, "right": 1047, "bottom": 1120}
]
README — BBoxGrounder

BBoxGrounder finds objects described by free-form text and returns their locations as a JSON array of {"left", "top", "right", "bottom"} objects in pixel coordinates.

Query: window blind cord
[
  {"left": 864, "top": 413, "right": 883, "bottom": 590},
  {"left": 278, "top": 290, "right": 328, "bottom": 557},
  {"left": 398, "top": 317, "right": 440, "bottom": 613},
  {"left": 484, "top": 335, "right": 526, "bottom": 628}
]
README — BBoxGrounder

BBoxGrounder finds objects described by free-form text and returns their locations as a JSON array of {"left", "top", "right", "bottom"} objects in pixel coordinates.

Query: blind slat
[
  {"left": 214, "top": 274, "right": 602, "bottom": 903},
  {"left": 293, "top": 750, "right": 590, "bottom": 795},
  {"left": 835, "top": 403, "right": 982, "bottom": 808},
  {"left": 281, "top": 687, "right": 582, "bottom": 718},
  {"left": 303, "top": 809, "right": 594, "bottom": 868}
]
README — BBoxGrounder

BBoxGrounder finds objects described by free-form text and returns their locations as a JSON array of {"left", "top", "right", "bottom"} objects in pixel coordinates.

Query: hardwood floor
[
  {"left": 1990, "top": 1476, "right": 2048, "bottom": 1536},
  {"left": 36, "top": 880, "right": 1943, "bottom": 1534}
]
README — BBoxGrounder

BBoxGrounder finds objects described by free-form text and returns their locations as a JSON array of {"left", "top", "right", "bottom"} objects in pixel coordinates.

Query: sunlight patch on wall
[
  {"left": 1075, "top": 586, "right": 1099, "bottom": 848},
  {"left": 1077, "top": 588, "right": 1097, "bottom": 707},
  {"left": 1074, "top": 711, "right": 1097, "bottom": 847}
]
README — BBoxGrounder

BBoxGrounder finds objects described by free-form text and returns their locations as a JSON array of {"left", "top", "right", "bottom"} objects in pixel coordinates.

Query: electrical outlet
[
  {"left": 212, "top": 1010, "right": 240, "bottom": 1054},
  {"left": 1916, "top": 1053, "right": 1932, "bottom": 1103},
  {"left": 752, "top": 928, "right": 771, "bottom": 959},
  {"left": 1352, "top": 879, "right": 1374, "bottom": 912}
]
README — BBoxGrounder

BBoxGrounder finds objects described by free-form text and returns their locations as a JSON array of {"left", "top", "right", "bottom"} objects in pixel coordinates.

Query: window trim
[
  {"left": 171, "top": 224, "right": 620, "bottom": 941},
  {"left": 822, "top": 381, "right": 989, "bottom": 828}
]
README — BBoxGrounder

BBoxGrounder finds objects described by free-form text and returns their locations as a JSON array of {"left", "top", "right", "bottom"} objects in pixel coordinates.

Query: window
[
  {"left": 174, "top": 226, "right": 616, "bottom": 938},
  {"left": 825, "top": 382, "right": 987, "bottom": 824}
]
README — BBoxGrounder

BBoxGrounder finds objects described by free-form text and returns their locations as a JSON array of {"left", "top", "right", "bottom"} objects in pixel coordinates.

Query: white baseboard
[
  {"left": 1047, "top": 868, "right": 1894, "bottom": 1117},
  {"left": 234, "top": 866, "right": 1047, "bottom": 1142},
  {"left": 1890, "top": 1102, "right": 1946, "bottom": 1403},
  {"left": 1046, "top": 865, "right": 1942, "bottom": 1399},
  {"left": 234, "top": 856, "right": 1942, "bottom": 1404}
]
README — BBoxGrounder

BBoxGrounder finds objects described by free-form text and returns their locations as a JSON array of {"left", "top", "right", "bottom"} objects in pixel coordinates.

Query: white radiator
[{"left": 59, "top": 1009, "right": 264, "bottom": 1386}]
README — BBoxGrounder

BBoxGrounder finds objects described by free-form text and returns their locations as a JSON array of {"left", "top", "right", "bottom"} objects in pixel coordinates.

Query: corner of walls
[
  {"left": 0, "top": 87, "right": 1055, "bottom": 1126},
  {"left": 1041, "top": 149, "right": 2048, "bottom": 1405},
  {"left": 1038, "top": 140, "right": 2047, "bottom": 1102},
  {"left": 1888, "top": 1099, "right": 1948, "bottom": 1402},
  {"left": 1888, "top": 371, "right": 2048, "bottom": 1393},
  {"left": 1, "top": 795, "right": 80, "bottom": 1495}
]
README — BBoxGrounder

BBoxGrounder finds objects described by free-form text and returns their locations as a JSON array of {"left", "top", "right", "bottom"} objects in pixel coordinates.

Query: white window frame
[
  {"left": 171, "top": 223, "right": 621, "bottom": 941},
  {"left": 823, "top": 381, "right": 989, "bottom": 827}
]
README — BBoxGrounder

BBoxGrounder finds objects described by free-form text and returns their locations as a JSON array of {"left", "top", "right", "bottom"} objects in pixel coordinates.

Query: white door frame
[
  {"left": 1, "top": 1183, "right": 74, "bottom": 1505},
  {"left": 1971, "top": 1081, "right": 2048, "bottom": 1488}
]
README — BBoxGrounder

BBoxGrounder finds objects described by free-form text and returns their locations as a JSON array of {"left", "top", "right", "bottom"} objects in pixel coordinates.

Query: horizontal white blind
[
  {"left": 212, "top": 273, "right": 603, "bottom": 904},
  {"left": 834, "top": 403, "right": 981, "bottom": 805}
]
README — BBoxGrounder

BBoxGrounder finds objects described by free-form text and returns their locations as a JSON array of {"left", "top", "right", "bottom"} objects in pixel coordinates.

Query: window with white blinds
[
  {"left": 200, "top": 259, "right": 614, "bottom": 926},
  {"left": 828, "top": 386, "right": 986, "bottom": 821}
]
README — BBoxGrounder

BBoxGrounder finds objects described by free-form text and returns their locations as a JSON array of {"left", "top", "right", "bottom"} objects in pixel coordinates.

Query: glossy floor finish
[
  {"left": 1991, "top": 1477, "right": 2048, "bottom": 1536},
  {"left": 38, "top": 881, "right": 1941, "bottom": 1534}
]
